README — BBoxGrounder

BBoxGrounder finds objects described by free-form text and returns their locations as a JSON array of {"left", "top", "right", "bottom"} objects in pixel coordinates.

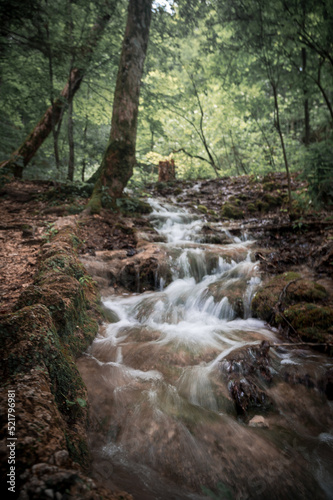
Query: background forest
[{"left": 0, "top": 0, "right": 332, "bottom": 205}]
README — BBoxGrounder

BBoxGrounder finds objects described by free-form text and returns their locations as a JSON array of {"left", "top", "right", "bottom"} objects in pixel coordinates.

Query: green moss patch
[
  {"left": 221, "top": 202, "right": 244, "bottom": 219},
  {"left": 282, "top": 303, "right": 333, "bottom": 342},
  {"left": 0, "top": 304, "right": 86, "bottom": 421},
  {"left": 252, "top": 272, "right": 332, "bottom": 345}
]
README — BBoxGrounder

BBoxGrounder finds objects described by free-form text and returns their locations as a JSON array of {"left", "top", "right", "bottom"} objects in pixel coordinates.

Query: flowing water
[{"left": 78, "top": 199, "right": 333, "bottom": 500}]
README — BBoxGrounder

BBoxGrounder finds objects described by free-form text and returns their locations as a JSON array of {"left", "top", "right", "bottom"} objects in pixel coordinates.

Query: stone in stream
[{"left": 220, "top": 340, "right": 272, "bottom": 416}]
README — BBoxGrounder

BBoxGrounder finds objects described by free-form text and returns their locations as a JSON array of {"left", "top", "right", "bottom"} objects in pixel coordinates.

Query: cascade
[{"left": 78, "top": 198, "right": 333, "bottom": 500}]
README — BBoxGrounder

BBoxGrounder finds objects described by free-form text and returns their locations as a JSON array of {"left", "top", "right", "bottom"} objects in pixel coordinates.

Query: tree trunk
[
  {"left": 67, "top": 96, "right": 75, "bottom": 181},
  {"left": 0, "top": 69, "right": 83, "bottom": 178},
  {"left": 302, "top": 48, "right": 310, "bottom": 146},
  {"left": 271, "top": 82, "right": 293, "bottom": 214},
  {"left": 0, "top": 10, "right": 111, "bottom": 177},
  {"left": 90, "top": 0, "right": 153, "bottom": 212}
]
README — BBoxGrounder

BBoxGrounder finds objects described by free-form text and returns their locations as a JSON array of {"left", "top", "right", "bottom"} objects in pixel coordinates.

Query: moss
[
  {"left": 229, "top": 196, "right": 241, "bottom": 206},
  {"left": 115, "top": 222, "right": 135, "bottom": 234},
  {"left": 287, "top": 280, "right": 328, "bottom": 303},
  {"left": 38, "top": 253, "right": 86, "bottom": 281},
  {"left": 66, "top": 204, "right": 84, "bottom": 215},
  {"left": 251, "top": 273, "right": 302, "bottom": 322},
  {"left": 282, "top": 303, "right": 333, "bottom": 342},
  {"left": 255, "top": 199, "right": 270, "bottom": 213},
  {"left": 221, "top": 203, "right": 244, "bottom": 219},
  {"left": 65, "top": 433, "right": 90, "bottom": 468},
  {"left": 262, "top": 192, "right": 282, "bottom": 207},
  {"left": 0, "top": 305, "right": 86, "bottom": 421},
  {"left": 247, "top": 202, "right": 257, "bottom": 213},
  {"left": 197, "top": 204, "right": 208, "bottom": 214},
  {"left": 262, "top": 181, "right": 277, "bottom": 192},
  {"left": 87, "top": 189, "right": 102, "bottom": 214},
  {"left": 252, "top": 273, "right": 332, "bottom": 345}
]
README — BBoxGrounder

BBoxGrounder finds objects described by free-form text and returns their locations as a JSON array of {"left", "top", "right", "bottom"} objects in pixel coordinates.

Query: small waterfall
[{"left": 78, "top": 197, "right": 333, "bottom": 500}]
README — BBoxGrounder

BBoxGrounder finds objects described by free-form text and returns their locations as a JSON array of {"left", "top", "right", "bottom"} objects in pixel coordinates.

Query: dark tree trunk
[
  {"left": 67, "top": 96, "right": 75, "bottom": 181},
  {"left": 302, "top": 48, "right": 310, "bottom": 146},
  {"left": 272, "top": 82, "right": 293, "bottom": 214},
  {"left": 0, "top": 11, "right": 111, "bottom": 177},
  {"left": 90, "top": 0, "right": 153, "bottom": 211},
  {"left": 0, "top": 69, "right": 83, "bottom": 178}
]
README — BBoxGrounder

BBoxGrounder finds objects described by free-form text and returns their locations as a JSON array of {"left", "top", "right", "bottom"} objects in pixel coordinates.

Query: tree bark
[
  {"left": 0, "top": 10, "right": 111, "bottom": 177},
  {"left": 271, "top": 82, "right": 293, "bottom": 214},
  {"left": 302, "top": 47, "right": 310, "bottom": 146},
  {"left": 67, "top": 95, "right": 75, "bottom": 181},
  {"left": 90, "top": 0, "right": 153, "bottom": 211}
]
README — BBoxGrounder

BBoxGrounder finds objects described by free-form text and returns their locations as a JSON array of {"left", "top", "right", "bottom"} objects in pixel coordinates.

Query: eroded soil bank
[{"left": 0, "top": 172, "right": 332, "bottom": 498}]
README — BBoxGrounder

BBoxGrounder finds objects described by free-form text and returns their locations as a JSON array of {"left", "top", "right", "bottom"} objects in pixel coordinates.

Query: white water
[{"left": 78, "top": 198, "right": 333, "bottom": 500}]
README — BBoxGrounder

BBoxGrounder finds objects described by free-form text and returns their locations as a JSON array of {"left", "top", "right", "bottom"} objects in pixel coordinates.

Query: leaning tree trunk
[
  {"left": 0, "top": 10, "right": 111, "bottom": 178},
  {"left": 89, "top": 0, "right": 153, "bottom": 212},
  {"left": 0, "top": 69, "right": 83, "bottom": 178}
]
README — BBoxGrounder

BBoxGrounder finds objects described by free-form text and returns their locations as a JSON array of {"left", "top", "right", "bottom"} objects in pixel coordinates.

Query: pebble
[{"left": 248, "top": 415, "right": 269, "bottom": 428}]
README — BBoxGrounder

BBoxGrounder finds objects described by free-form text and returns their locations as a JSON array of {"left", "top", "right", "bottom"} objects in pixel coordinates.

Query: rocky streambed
[{"left": 77, "top": 197, "right": 333, "bottom": 500}]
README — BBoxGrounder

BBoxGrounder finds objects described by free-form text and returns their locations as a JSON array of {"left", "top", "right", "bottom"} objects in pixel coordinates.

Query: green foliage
[
  {"left": 42, "top": 223, "right": 59, "bottom": 242},
  {"left": 302, "top": 140, "right": 333, "bottom": 207},
  {"left": 0, "top": 0, "right": 332, "bottom": 187}
]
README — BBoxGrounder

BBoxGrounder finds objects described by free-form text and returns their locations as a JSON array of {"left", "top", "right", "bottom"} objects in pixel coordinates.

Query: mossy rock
[
  {"left": 15, "top": 283, "right": 97, "bottom": 354},
  {"left": 281, "top": 303, "right": 333, "bottom": 342},
  {"left": 252, "top": 272, "right": 301, "bottom": 322},
  {"left": 50, "top": 225, "right": 82, "bottom": 250},
  {"left": 228, "top": 196, "right": 241, "bottom": 206},
  {"left": 252, "top": 273, "right": 330, "bottom": 332},
  {"left": 247, "top": 202, "right": 257, "bottom": 213},
  {"left": 0, "top": 305, "right": 86, "bottom": 421},
  {"left": 221, "top": 202, "right": 244, "bottom": 219},
  {"left": 116, "top": 196, "right": 152, "bottom": 215},
  {"left": 262, "top": 192, "right": 282, "bottom": 207},
  {"left": 262, "top": 181, "right": 277, "bottom": 192},
  {"left": 255, "top": 199, "right": 270, "bottom": 213},
  {"left": 286, "top": 280, "right": 328, "bottom": 304},
  {"left": 38, "top": 253, "right": 86, "bottom": 281},
  {"left": 197, "top": 204, "right": 208, "bottom": 214}
]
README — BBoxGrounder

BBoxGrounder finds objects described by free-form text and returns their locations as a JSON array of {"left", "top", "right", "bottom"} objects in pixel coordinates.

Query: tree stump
[{"left": 158, "top": 159, "right": 176, "bottom": 182}]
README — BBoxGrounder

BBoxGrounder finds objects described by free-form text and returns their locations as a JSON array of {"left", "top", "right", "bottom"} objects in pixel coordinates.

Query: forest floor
[{"left": 1, "top": 172, "right": 333, "bottom": 315}]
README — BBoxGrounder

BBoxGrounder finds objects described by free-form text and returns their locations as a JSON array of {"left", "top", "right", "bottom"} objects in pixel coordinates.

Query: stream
[{"left": 78, "top": 199, "right": 333, "bottom": 500}]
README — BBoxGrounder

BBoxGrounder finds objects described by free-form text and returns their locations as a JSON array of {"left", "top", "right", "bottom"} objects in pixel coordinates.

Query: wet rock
[
  {"left": 220, "top": 341, "right": 272, "bottom": 415},
  {"left": 18, "top": 463, "right": 132, "bottom": 500},
  {"left": 318, "top": 368, "right": 333, "bottom": 400},
  {"left": 200, "top": 225, "right": 232, "bottom": 245},
  {"left": 80, "top": 244, "right": 172, "bottom": 293},
  {"left": 248, "top": 415, "right": 269, "bottom": 428}
]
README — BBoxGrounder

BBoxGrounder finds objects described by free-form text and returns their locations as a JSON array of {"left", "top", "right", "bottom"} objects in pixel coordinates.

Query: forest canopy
[{"left": 0, "top": 0, "right": 332, "bottom": 203}]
